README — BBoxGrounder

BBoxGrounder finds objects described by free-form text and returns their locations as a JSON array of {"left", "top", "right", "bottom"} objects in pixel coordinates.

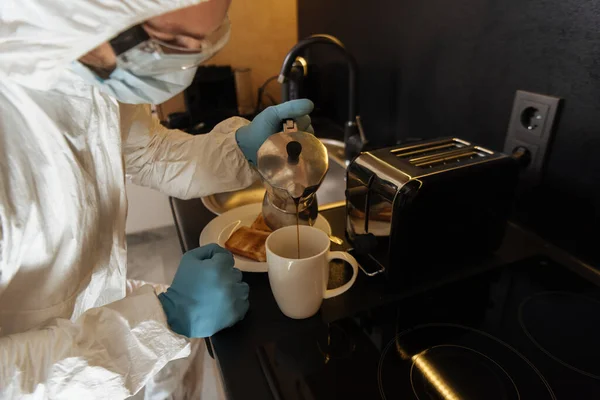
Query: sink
[{"left": 202, "top": 139, "right": 347, "bottom": 215}]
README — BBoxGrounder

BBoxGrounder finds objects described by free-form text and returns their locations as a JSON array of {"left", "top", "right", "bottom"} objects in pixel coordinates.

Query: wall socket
[{"left": 503, "top": 90, "right": 562, "bottom": 184}]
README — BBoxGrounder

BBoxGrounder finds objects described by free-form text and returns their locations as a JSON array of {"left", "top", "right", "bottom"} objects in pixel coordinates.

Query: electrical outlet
[{"left": 504, "top": 90, "right": 562, "bottom": 184}]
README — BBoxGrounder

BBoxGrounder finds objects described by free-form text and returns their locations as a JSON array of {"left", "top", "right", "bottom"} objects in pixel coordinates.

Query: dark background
[{"left": 297, "top": 0, "right": 600, "bottom": 265}]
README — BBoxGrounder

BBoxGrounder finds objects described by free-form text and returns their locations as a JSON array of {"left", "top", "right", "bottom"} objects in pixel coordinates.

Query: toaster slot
[
  {"left": 391, "top": 138, "right": 470, "bottom": 160},
  {"left": 412, "top": 147, "right": 492, "bottom": 168}
]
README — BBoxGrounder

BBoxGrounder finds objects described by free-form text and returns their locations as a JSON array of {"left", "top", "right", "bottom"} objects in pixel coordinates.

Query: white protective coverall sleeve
[
  {"left": 0, "top": 0, "right": 233, "bottom": 398},
  {"left": 121, "top": 103, "right": 257, "bottom": 199},
  {"left": 0, "top": 286, "right": 190, "bottom": 399}
]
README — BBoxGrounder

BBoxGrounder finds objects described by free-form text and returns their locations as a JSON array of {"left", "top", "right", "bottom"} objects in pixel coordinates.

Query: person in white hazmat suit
[{"left": 0, "top": 0, "right": 314, "bottom": 398}]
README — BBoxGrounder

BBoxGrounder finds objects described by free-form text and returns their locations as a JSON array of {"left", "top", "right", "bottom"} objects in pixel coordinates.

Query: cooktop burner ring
[
  {"left": 377, "top": 323, "right": 555, "bottom": 400},
  {"left": 409, "top": 344, "right": 520, "bottom": 400},
  {"left": 519, "top": 291, "right": 600, "bottom": 380}
]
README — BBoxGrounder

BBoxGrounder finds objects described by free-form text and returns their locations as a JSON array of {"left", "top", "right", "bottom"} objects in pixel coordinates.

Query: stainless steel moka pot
[{"left": 256, "top": 120, "right": 329, "bottom": 230}]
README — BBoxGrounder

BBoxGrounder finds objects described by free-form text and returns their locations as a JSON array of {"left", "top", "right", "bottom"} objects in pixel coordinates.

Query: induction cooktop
[{"left": 257, "top": 256, "right": 600, "bottom": 399}]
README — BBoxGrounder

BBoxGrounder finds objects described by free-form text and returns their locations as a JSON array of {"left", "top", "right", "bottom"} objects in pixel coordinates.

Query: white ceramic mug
[{"left": 266, "top": 225, "right": 359, "bottom": 319}]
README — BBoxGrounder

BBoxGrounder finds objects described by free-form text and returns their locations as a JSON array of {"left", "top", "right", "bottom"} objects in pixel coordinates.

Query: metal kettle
[{"left": 256, "top": 120, "right": 329, "bottom": 230}]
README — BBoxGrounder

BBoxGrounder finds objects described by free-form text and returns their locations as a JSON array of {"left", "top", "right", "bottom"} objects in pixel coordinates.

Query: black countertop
[{"left": 169, "top": 197, "right": 599, "bottom": 400}]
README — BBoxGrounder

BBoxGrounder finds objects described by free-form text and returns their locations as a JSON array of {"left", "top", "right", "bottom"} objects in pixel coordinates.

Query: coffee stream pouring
[{"left": 256, "top": 120, "right": 329, "bottom": 230}]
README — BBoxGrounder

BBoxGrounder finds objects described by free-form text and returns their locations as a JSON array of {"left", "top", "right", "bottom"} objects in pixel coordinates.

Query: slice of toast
[
  {"left": 250, "top": 213, "right": 272, "bottom": 232},
  {"left": 224, "top": 226, "right": 270, "bottom": 262}
]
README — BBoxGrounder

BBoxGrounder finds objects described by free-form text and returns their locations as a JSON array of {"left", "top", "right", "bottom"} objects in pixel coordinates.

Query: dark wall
[{"left": 298, "top": 0, "right": 600, "bottom": 264}]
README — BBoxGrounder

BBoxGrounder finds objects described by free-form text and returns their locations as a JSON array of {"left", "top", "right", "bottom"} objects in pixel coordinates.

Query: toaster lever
[
  {"left": 347, "top": 249, "right": 386, "bottom": 277},
  {"left": 349, "top": 234, "right": 386, "bottom": 277}
]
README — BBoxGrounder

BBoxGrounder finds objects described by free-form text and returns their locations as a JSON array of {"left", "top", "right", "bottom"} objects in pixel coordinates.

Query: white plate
[{"left": 199, "top": 203, "right": 332, "bottom": 273}]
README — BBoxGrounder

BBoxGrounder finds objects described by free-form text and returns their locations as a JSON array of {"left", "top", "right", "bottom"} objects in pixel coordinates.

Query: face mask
[
  {"left": 71, "top": 60, "right": 197, "bottom": 104},
  {"left": 71, "top": 17, "right": 230, "bottom": 104}
]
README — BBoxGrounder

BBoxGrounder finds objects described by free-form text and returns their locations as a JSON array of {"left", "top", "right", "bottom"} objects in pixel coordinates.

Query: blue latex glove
[
  {"left": 236, "top": 99, "right": 314, "bottom": 165},
  {"left": 158, "top": 244, "right": 249, "bottom": 338}
]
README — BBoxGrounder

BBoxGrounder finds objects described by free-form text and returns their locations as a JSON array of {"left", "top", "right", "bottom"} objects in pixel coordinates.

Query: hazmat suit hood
[{"left": 0, "top": 0, "right": 207, "bottom": 91}]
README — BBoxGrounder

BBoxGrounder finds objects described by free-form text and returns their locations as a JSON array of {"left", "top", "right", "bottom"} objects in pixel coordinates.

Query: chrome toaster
[{"left": 346, "top": 137, "right": 519, "bottom": 286}]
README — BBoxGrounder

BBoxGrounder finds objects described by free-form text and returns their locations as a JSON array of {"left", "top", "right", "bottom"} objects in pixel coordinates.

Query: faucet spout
[
  {"left": 279, "top": 34, "right": 358, "bottom": 123},
  {"left": 279, "top": 34, "right": 365, "bottom": 161}
]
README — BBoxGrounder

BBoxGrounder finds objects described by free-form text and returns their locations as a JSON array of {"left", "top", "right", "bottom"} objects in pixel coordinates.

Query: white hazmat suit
[{"left": 0, "top": 0, "right": 257, "bottom": 398}]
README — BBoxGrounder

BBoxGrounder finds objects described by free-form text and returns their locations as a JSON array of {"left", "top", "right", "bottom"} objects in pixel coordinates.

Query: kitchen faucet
[{"left": 278, "top": 34, "right": 367, "bottom": 162}]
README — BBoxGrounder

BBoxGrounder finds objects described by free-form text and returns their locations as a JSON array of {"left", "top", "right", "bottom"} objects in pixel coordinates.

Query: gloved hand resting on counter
[
  {"left": 236, "top": 99, "right": 314, "bottom": 165},
  {"left": 158, "top": 244, "right": 249, "bottom": 338}
]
